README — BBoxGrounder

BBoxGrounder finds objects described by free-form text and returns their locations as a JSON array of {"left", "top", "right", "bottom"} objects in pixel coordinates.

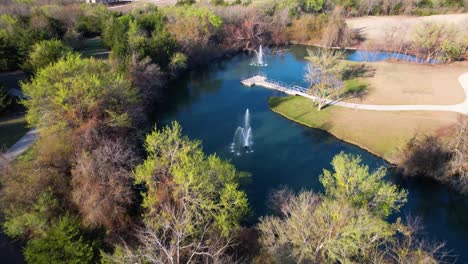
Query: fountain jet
[
  {"left": 230, "top": 109, "right": 253, "bottom": 155},
  {"left": 250, "top": 45, "right": 267, "bottom": 67}
]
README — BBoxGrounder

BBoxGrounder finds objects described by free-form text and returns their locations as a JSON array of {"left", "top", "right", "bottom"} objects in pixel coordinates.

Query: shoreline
[{"left": 269, "top": 101, "right": 399, "bottom": 165}]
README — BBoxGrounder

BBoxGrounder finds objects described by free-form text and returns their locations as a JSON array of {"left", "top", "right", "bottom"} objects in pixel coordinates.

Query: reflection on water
[{"left": 156, "top": 45, "right": 468, "bottom": 262}]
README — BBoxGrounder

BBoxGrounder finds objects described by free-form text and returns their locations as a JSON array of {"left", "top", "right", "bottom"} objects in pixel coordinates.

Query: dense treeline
[
  {"left": 0, "top": 1, "right": 465, "bottom": 263},
  {"left": 0, "top": 2, "right": 110, "bottom": 72}
]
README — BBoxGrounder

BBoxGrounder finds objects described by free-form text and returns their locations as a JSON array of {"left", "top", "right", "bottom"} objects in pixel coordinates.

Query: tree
[
  {"left": 103, "top": 6, "right": 177, "bottom": 69},
  {"left": 0, "top": 15, "right": 21, "bottom": 71},
  {"left": 24, "top": 214, "right": 95, "bottom": 264},
  {"left": 258, "top": 153, "right": 446, "bottom": 264},
  {"left": 127, "top": 55, "right": 164, "bottom": 105},
  {"left": 320, "top": 152, "right": 407, "bottom": 218},
  {"left": 1, "top": 132, "right": 71, "bottom": 239},
  {"left": 449, "top": 116, "right": 468, "bottom": 193},
  {"left": 411, "top": 22, "right": 466, "bottom": 62},
  {"left": 114, "top": 122, "right": 250, "bottom": 263},
  {"left": 21, "top": 54, "right": 140, "bottom": 145},
  {"left": 71, "top": 139, "right": 137, "bottom": 233},
  {"left": 321, "top": 6, "right": 355, "bottom": 48},
  {"left": 305, "top": 0, "right": 325, "bottom": 12},
  {"left": 3, "top": 188, "right": 60, "bottom": 239},
  {"left": 165, "top": 6, "right": 223, "bottom": 61},
  {"left": 304, "top": 48, "right": 344, "bottom": 110},
  {"left": 222, "top": 7, "right": 269, "bottom": 51},
  {"left": 258, "top": 191, "right": 394, "bottom": 263},
  {"left": 24, "top": 39, "right": 72, "bottom": 73}
]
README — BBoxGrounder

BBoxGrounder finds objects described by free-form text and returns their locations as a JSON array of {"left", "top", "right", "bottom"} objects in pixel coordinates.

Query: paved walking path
[
  {"left": 242, "top": 72, "right": 468, "bottom": 114},
  {"left": 1, "top": 129, "right": 37, "bottom": 166}
]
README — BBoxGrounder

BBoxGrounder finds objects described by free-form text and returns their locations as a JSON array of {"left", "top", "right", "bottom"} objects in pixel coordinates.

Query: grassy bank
[{"left": 269, "top": 96, "right": 459, "bottom": 163}]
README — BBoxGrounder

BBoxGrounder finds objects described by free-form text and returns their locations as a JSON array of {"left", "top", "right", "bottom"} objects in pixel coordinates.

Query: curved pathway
[{"left": 242, "top": 72, "right": 468, "bottom": 114}]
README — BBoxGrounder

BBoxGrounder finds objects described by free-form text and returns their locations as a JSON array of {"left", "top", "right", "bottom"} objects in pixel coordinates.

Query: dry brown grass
[
  {"left": 347, "top": 14, "right": 468, "bottom": 47},
  {"left": 270, "top": 96, "right": 460, "bottom": 163},
  {"left": 346, "top": 61, "right": 468, "bottom": 105}
]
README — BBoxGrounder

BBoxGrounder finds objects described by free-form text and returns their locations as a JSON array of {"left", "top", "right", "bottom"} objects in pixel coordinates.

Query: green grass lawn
[
  {"left": 268, "top": 96, "right": 336, "bottom": 129},
  {"left": 78, "top": 37, "right": 110, "bottom": 59},
  {"left": 268, "top": 95, "right": 458, "bottom": 162},
  {"left": 0, "top": 114, "right": 29, "bottom": 150}
]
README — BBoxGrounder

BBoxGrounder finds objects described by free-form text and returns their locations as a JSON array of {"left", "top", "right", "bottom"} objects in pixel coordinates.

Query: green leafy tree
[
  {"left": 304, "top": 48, "right": 344, "bottom": 111},
  {"left": 103, "top": 7, "right": 177, "bottom": 69},
  {"left": 258, "top": 191, "right": 394, "bottom": 263},
  {"left": 0, "top": 133, "right": 72, "bottom": 239},
  {"left": 24, "top": 39, "right": 72, "bottom": 73},
  {"left": 114, "top": 122, "right": 249, "bottom": 263},
  {"left": 0, "top": 15, "right": 21, "bottom": 71},
  {"left": 134, "top": 121, "right": 249, "bottom": 234},
  {"left": 76, "top": 4, "right": 110, "bottom": 37},
  {"left": 305, "top": 0, "right": 325, "bottom": 12},
  {"left": 22, "top": 54, "right": 139, "bottom": 135},
  {"left": 24, "top": 214, "right": 94, "bottom": 264},
  {"left": 3, "top": 188, "right": 60, "bottom": 239},
  {"left": 258, "top": 152, "right": 444, "bottom": 263},
  {"left": 320, "top": 152, "right": 407, "bottom": 217},
  {"left": 103, "top": 15, "right": 131, "bottom": 61}
]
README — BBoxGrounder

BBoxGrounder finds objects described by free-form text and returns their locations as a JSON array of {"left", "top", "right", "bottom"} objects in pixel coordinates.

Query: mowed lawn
[
  {"left": 269, "top": 96, "right": 460, "bottom": 162},
  {"left": 0, "top": 114, "right": 29, "bottom": 150}
]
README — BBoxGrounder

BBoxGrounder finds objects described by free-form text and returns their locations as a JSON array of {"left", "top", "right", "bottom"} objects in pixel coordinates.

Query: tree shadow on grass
[
  {"left": 342, "top": 63, "right": 376, "bottom": 80},
  {"left": 397, "top": 135, "right": 452, "bottom": 181},
  {"left": 268, "top": 96, "right": 294, "bottom": 108}
]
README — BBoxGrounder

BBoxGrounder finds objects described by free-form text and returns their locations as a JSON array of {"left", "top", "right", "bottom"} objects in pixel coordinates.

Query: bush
[
  {"left": 24, "top": 214, "right": 95, "bottom": 264},
  {"left": 23, "top": 39, "right": 72, "bottom": 73}
]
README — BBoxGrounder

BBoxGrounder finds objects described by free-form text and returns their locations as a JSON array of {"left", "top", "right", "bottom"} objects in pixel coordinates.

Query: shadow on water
[{"left": 153, "top": 45, "right": 468, "bottom": 262}]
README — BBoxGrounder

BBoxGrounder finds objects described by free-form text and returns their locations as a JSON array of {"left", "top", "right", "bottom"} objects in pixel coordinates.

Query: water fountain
[
  {"left": 250, "top": 45, "right": 268, "bottom": 67},
  {"left": 230, "top": 109, "right": 253, "bottom": 155}
]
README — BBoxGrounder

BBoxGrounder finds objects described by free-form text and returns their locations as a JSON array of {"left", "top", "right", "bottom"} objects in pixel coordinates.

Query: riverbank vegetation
[{"left": 0, "top": 0, "right": 467, "bottom": 262}]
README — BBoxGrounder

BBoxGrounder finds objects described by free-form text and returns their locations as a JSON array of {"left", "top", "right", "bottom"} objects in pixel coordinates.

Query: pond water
[
  {"left": 157, "top": 45, "right": 468, "bottom": 262},
  {"left": 347, "top": 50, "right": 440, "bottom": 64}
]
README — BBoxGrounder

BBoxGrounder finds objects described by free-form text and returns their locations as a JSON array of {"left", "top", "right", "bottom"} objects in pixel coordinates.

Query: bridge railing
[{"left": 263, "top": 77, "right": 310, "bottom": 94}]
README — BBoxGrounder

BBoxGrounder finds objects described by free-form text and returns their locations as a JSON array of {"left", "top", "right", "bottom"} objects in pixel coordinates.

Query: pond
[
  {"left": 156, "top": 45, "right": 468, "bottom": 262},
  {"left": 347, "top": 50, "right": 440, "bottom": 64}
]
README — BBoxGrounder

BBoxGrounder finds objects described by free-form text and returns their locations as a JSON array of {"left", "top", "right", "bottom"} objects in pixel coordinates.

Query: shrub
[
  {"left": 24, "top": 214, "right": 95, "bottom": 264},
  {"left": 23, "top": 39, "right": 72, "bottom": 73}
]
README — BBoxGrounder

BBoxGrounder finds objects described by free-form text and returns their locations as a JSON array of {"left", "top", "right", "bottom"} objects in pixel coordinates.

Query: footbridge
[{"left": 241, "top": 74, "right": 468, "bottom": 115}]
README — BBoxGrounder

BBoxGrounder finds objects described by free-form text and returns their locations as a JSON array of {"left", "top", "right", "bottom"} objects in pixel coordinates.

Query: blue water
[
  {"left": 158, "top": 46, "right": 468, "bottom": 262},
  {"left": 347, "top": 50, "right": 440, "bottom": 64}
]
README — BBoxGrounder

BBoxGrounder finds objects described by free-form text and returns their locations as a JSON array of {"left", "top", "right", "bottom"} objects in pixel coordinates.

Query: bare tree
[
  {"left": 321, "top": 6, "right": 356, "bottom": 48},
  {"left": 304, "top": 49, "right": 344, "bottom": 111},
  {"left": 127, "top": 54, "right": 164, "bottom": 106},
  {"left": 71, "top": 139, "right": 138, "bottom": 234},
  {"left": 103, "top": 193, "right": 239, "bottom": 264},
  {"left": 221, "top": 7, "right": 269, "bottom": 51},
  {"left": 449, "top": 116, "right": 468, "bottom": 193}
]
